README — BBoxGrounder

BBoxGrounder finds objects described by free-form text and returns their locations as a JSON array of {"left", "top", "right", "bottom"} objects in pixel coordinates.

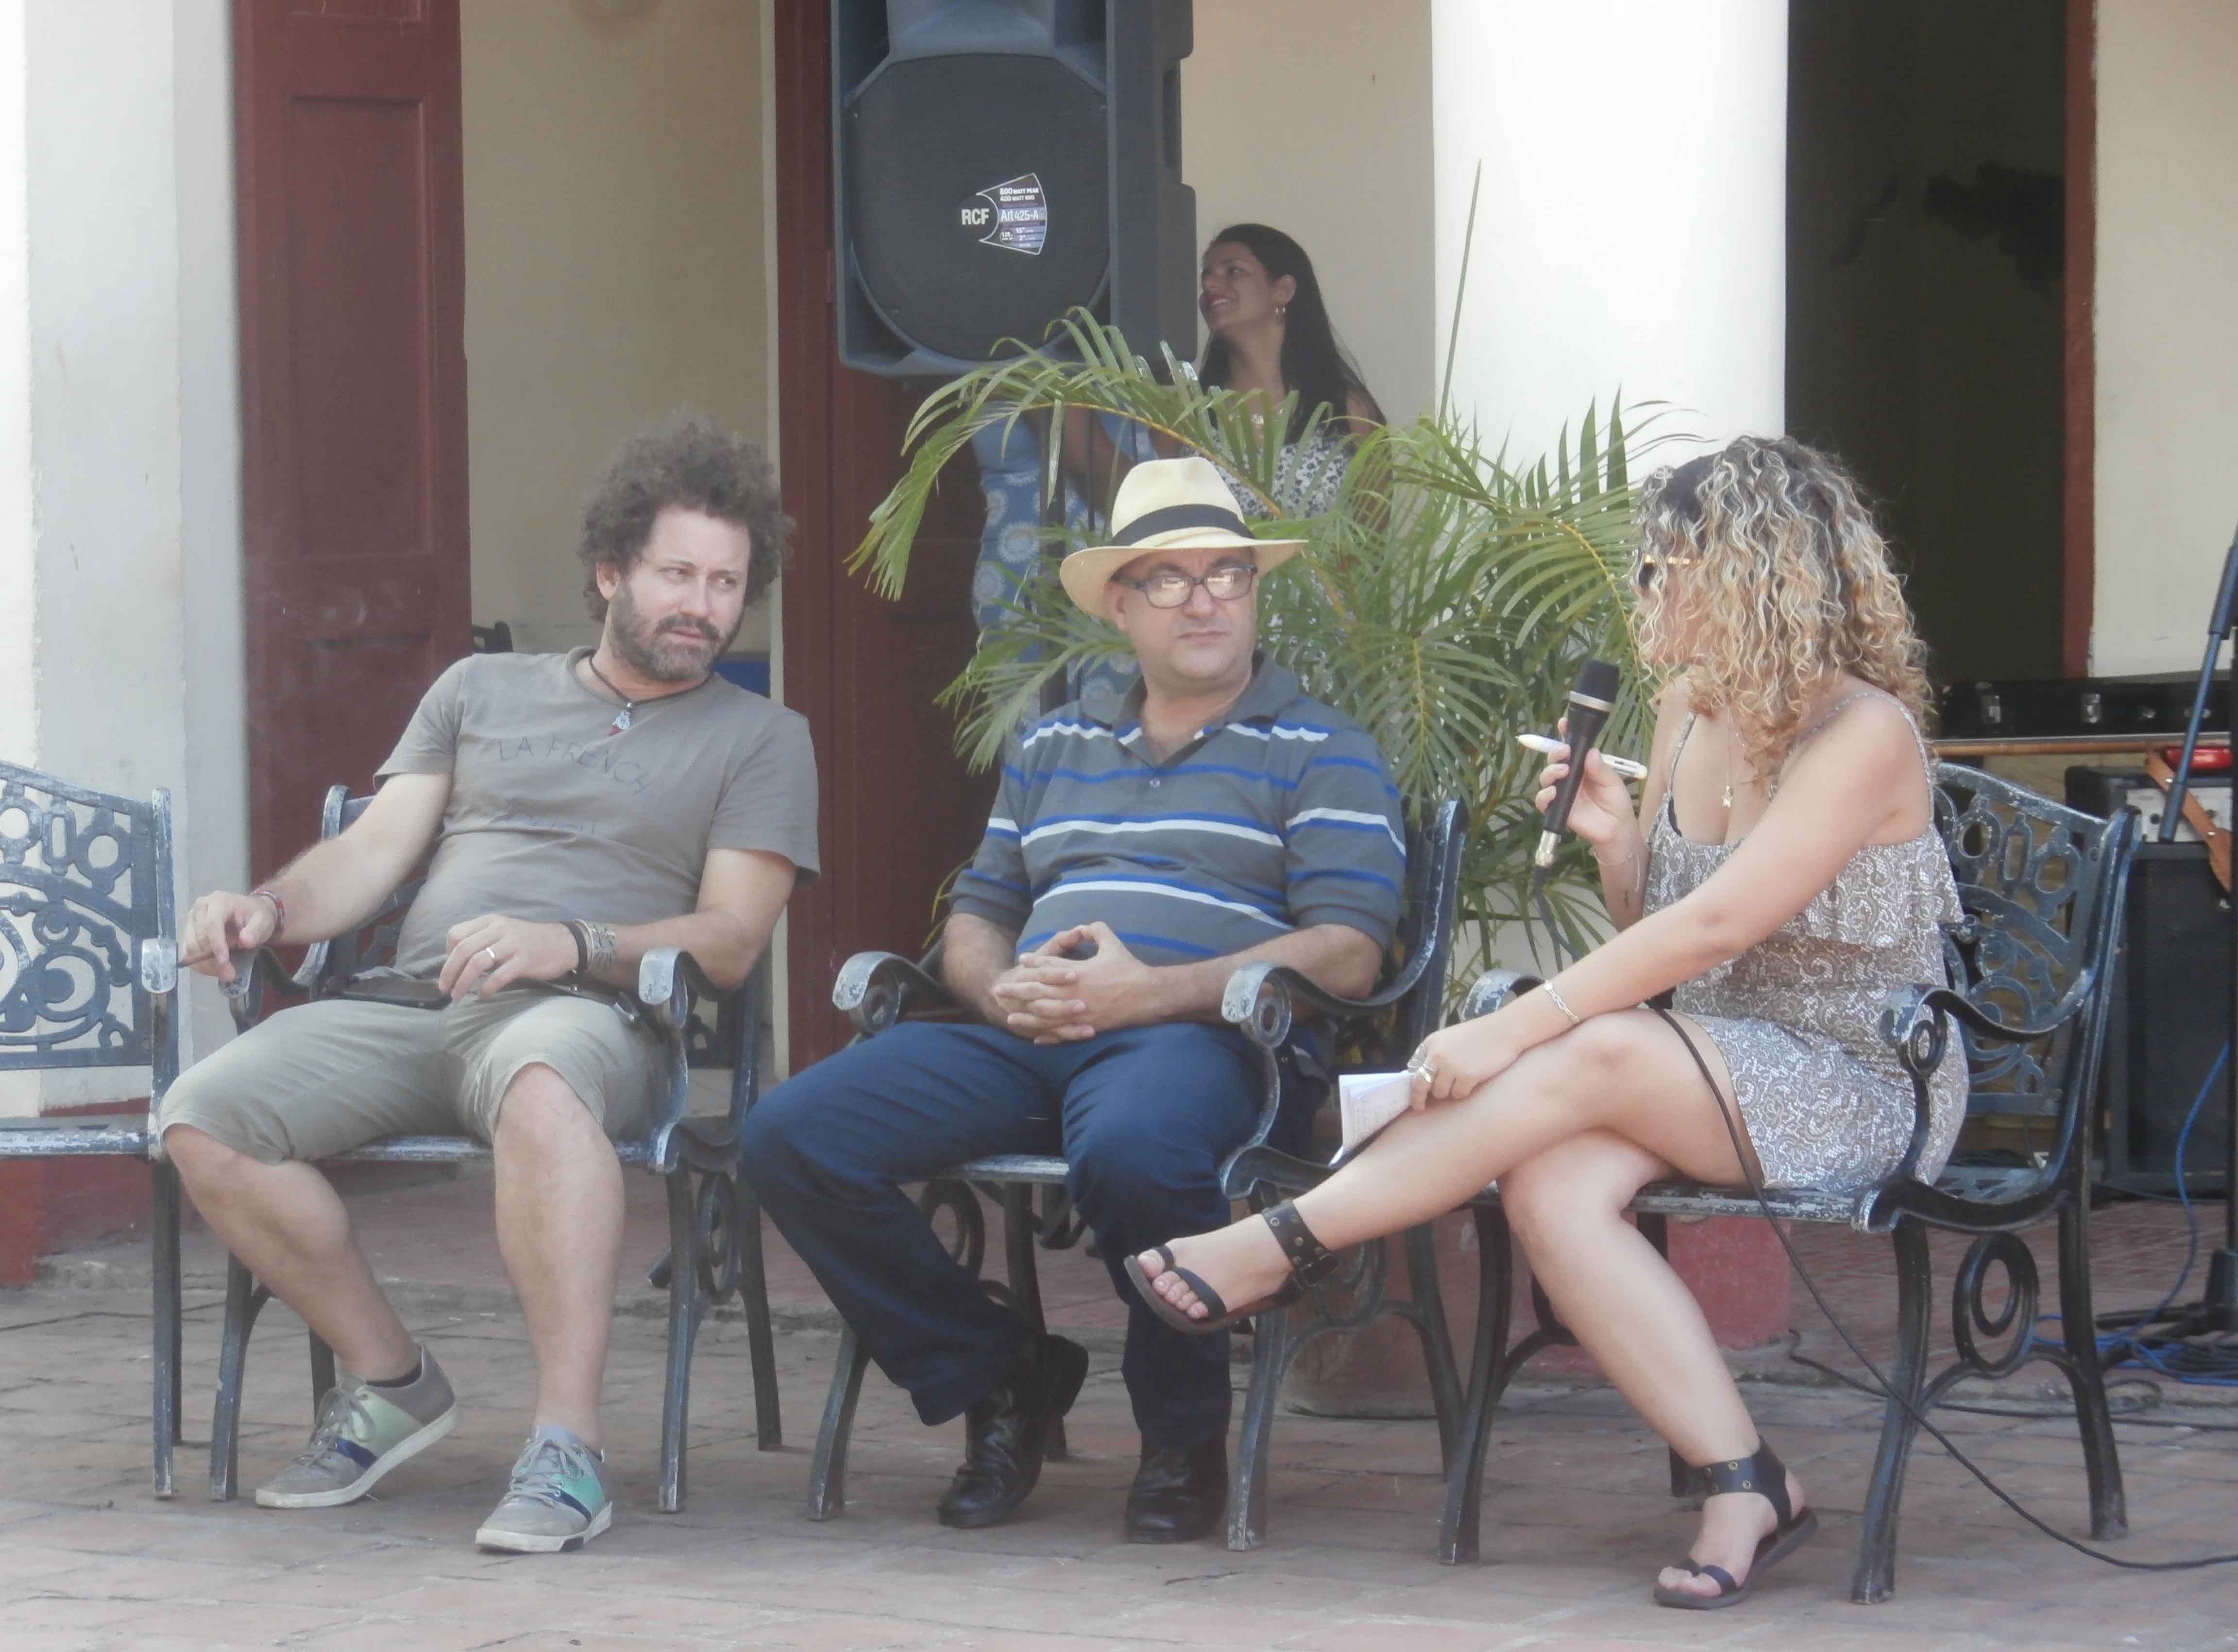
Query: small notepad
[{"left": 1331, "top": 1070, "right": 1415, "bottom": 1166}]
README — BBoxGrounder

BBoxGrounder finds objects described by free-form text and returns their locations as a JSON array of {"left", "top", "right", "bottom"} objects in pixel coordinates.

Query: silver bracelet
[
  {"left": 1541, "top": 981, "right": 1582, "bottom": 1027},
  {"left": 584, "top": 922, "right": 618, "bottom": 979}
]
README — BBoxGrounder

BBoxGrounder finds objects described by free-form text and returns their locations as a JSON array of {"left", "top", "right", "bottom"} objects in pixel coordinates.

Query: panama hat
[{"left": 1058, "top": 455, "right": 1305, "bottom": 617}]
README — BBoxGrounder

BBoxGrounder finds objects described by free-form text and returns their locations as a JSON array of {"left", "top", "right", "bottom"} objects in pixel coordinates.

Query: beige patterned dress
[{"left": 1645, "top": 692, "right": 1967, "bottom": 1191}]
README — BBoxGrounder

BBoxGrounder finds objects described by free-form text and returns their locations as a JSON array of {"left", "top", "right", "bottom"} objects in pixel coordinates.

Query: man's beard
[{"left": 606, "top": 579, "right": 740, "bottom": 684}]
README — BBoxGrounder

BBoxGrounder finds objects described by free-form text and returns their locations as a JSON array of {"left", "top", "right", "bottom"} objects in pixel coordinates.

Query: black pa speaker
[
  {"left": 2066, "top": 766, "right": 2233, "bottom": 1198},
  {"left": 832, "top": 0, "right": 1196, "bottom": 377}
]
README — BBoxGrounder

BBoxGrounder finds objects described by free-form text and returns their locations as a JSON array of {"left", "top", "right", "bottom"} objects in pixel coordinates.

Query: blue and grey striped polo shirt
[{"left": 949, "top": 660, "right": 1406, "bottom": 964}]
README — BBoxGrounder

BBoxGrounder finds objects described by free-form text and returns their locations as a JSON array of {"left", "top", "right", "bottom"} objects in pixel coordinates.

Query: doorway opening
[{"left": 1786, "top": 0, "right": 2070, "bottom": 687}]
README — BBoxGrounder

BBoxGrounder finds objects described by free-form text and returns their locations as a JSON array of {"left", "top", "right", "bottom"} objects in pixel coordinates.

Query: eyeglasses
[
  {"left": 1632, "top": 553, "right": 1698, "bottom": 593},
  {"left": 1114, "top": 563, "right": 1258, "bottom": 608}
]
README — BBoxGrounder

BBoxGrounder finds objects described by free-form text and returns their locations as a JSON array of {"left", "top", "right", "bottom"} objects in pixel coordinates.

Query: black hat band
[{"left": 1114, "top": 503, "right": 1252, "bottom": 546}]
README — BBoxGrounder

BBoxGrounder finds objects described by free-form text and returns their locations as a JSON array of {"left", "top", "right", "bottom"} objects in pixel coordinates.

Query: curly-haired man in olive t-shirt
[{"left": 160, "top": 417, "right": 818, "bottom": 1554}]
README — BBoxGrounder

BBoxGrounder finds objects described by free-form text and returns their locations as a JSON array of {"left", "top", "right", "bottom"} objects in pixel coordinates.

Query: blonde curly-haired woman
[{"left": 1126, "top": 436, "right": 1964, "bottom": 1609}]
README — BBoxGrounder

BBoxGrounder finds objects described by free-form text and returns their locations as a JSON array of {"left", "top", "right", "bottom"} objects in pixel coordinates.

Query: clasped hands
[{"left": 989, "top": 922, "right": 1158, "bottom": 1044}]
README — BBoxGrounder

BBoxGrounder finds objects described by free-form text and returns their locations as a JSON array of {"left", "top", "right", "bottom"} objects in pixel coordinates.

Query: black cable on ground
[{"left": 1524, "top": 870, "right": 2238, "bottom": 1571}]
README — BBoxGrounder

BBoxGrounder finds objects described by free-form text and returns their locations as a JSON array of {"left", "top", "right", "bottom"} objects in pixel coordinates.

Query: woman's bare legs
[
  {"left": 1501, "top": 1131, "right": 1804, "bottom": 1598},
  {"left": 1133, "top": 1009, "right": 1801, "bottom": 1596},
  {"left": 1136, "top": 1010, "right": 1755, "bottom": 1317}
]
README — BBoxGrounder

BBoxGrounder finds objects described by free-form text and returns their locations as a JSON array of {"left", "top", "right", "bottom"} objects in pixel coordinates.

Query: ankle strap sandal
[
  {"left": 1651, "top": 1440, "right": 1819, "bottom": 1610},
  {"left": 1123, "top": 1200, "right": 1342, "bottom": 1337}
]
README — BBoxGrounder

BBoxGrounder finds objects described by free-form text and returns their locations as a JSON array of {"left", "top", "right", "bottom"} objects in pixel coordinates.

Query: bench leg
[
  {"left": 1440, "top": 1204, "right": 1514, "bottom": 1565},
  {"left": 307, "top": 1334, "right": 337, "bottom": 1414},
  {"left": 736, "top": 1176, "right": 782, "bottom": 1452},
  {"left": 1226, "top": 1295, "right": 1293, "bottom": 1551},
  {"left": 2057, "top": 1199, "right": 2128, "bottom": 1539},
  {"left": 658, "top": 1168, "right": 703, "bottom": 1514},
  {"left": 209, "top": 1254, "right": 272, "bottom": 1502},
  {"left": 998, "top": 1185, "right": 1065, "bottom": 1462},
  {"left": 150, "top": 1159, "right": 183, "bottom": 1500},
  {"left": 1401, "top": 1221, "right": 1463, "bottom": 1467},
  {"left": 1852, "top": 1220, "right": 1932, "bottom": 1603},
  {"left": 806, "top": 1323, "right": 874, "bottom": 1520}
]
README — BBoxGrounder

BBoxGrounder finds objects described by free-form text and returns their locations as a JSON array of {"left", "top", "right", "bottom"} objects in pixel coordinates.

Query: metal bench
[
  {"left": 1438, "top": 762, "right": 2139, "bottom": 1603},
  {"left": 0, "top": 759, "right": 185, "bottom": 1496},
  {"left": 212, "top": 783, "right": 780, "bottom": 1511},
  {"left": 803, "top": 799, "right": 1471, "bottom": 1550}
]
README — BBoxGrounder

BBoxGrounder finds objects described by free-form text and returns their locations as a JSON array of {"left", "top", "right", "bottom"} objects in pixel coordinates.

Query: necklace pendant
[
  {"left": 1722, "top": 782, "right": 1735, "bottom": 809},
  {"left": 609, "top": 707, "right": 632, "bottom": 736}
]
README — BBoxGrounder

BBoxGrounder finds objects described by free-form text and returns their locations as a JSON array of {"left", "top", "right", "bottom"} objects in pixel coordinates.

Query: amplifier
[
  {"left": 2060, "top": 775, "right": 2232, "bottom": 1197},
  {"left": 2064, "top": 768, "right": 2233, "bottom": 841},
  {"left": 1941, "top": 674, "right": 2229, "bottom": 742}
]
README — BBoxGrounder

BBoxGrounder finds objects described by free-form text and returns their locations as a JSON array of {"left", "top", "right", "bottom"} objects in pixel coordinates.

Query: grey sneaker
[
  {"left": 475, "top": 1425, "right": 612, "bottom": 1553},
  {"left": 255, "top": 1346, "right": 458, "bottom": 1509}
]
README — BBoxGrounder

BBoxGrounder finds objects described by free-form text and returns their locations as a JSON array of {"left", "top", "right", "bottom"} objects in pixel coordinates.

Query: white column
[
  {"left": 0, "top": 2, "right": 245, "bottom": 1113},
  {"left": 1430, "top": 0, "right": 1788, "bottom": 462}
]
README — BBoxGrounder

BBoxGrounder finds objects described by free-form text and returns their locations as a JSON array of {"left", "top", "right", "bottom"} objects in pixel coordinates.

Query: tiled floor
[{"left": 10, "top": 1169, "right": 2238, "bottom": 1650}]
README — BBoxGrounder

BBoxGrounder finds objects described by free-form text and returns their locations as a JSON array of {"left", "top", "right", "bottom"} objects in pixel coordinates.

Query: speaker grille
[{"left": 846, "top": 54, "right": 1110, "bottom": 365}]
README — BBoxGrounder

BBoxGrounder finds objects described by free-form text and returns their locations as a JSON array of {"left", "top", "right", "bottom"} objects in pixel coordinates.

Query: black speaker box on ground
[
  {"left": 2066, "top": 769, "right": 2232, "bottom": 1197},
  {"left": 832, "top": 0, "right": 1196, "bottom": 378}
]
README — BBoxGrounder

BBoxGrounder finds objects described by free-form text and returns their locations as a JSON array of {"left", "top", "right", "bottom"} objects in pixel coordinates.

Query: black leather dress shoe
[
  {"left": 1123, "top": 1436, "right": 1227, "bottom": 1543},
  {"left": 936, "top": 1332, "right": 1090, "bottom": 1529}
]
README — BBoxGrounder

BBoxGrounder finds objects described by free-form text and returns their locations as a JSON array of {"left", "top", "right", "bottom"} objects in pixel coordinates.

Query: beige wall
[
  {"left": 2092, "top": 2, "right": 2238, "bottom": 676},
  {"left": 461, "top": 0, "right": 774, "bottom": 657},
  {"left": 1181, "top": 0, "right": 1436, "bottom": 424}
]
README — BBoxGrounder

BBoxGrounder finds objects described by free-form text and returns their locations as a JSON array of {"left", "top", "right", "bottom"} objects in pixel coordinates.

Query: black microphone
[{"left": 1534, "top": 658, "right": 1621, "bottom": 869}]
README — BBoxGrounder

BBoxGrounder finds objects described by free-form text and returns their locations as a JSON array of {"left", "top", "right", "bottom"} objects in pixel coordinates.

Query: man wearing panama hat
[{"left": 744, "top": 456, "right": 1406, "bottom": 1542}]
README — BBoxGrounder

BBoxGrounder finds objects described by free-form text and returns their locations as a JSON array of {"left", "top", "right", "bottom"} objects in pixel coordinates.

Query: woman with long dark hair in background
[{"left": 1193, "top": 222, "right": 1383, "bottom": 517}]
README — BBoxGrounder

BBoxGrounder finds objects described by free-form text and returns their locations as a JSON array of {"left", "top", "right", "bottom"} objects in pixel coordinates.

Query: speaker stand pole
[{"left": 2134, "top": 520, "right": 2238, "bottom": 1344}]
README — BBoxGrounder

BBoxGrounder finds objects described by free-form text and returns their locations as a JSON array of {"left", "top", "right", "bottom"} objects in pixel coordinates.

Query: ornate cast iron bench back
[{"left": 0, "top": 760, "right": 185, "bottom": 1496}]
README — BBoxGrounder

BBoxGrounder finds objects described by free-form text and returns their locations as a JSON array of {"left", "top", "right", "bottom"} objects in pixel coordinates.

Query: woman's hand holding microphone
[
  {"left": 1531, "top": 714, "right": 1643, "bottom": 865},
  {"left": 1401, "top": 721, "right": 1649, "bottom": 1113}
]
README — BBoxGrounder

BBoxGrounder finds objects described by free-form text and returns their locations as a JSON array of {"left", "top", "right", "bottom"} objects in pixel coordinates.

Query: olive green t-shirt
[{"left": 374, "top": 649, "right": 819, "bottom": 979}]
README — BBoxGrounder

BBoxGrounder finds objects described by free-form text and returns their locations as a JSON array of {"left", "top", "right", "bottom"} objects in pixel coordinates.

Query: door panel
[
  {"left": 236, "top": 0, "right": 469, "bottom": 873},
  {"left": 775, "top": 5, "right": 1000, "bottom": 1065}
]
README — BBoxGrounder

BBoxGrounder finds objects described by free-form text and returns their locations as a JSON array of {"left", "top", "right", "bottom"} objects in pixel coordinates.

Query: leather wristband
[
  {"left": 250, "top": 887, "right": 288, "bottom": 942},
  {"left": 563, "top": 919, "right": 592, "bottom": 980}
]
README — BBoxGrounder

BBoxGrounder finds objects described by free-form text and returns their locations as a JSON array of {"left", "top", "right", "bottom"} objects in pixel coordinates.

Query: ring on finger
[{"left": 481, "top": 946, "right": 498, "bottom": 967}]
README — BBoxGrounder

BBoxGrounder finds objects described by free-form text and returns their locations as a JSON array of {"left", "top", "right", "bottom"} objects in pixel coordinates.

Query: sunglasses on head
[{"left": 1632, "top": 552, "right": 1698, "bottom": 593}]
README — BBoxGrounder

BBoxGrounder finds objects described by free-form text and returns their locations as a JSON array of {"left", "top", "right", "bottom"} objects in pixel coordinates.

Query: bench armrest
[
  {"left": 1219, "top": 957, "right": 1426, "bottom": 1050},
  {"left": 638, "top": 945, "right": 727, "bottom": 1042},
  {"left": 219, "top": 945, "right": 319, "bottom": 1030},
  {"left": 1873, "top": 970, "right": 2097, "bottom": 1193},
  {"left": 1457, "top": 969, "right": 1545, "bottom": 1024},
  {"left": 832, "top": 949, "right": 957, "bottom": 1037}
]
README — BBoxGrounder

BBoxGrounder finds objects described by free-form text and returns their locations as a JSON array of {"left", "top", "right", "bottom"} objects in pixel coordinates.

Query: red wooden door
[
  {"left": 776, "top": 7, "right": 1000, "bottom": 1065},
  {"left": 235, "top": 0, "right": 471, "bottom": 876}
]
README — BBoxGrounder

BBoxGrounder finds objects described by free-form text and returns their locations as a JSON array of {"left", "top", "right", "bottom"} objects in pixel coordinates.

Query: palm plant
[{"left": 851, "top": 310, "right": 1665, "bottom": 992}]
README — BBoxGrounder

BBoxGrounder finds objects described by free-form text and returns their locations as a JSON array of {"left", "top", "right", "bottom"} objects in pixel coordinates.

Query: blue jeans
[{"left": 741, "top": 1020, "right": 1284, "bottom": 1450}]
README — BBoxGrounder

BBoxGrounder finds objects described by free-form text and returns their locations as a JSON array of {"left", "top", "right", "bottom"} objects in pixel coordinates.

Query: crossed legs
[{"left": 1133, "top": 1009, "right": 1805, "bottom": 1598}]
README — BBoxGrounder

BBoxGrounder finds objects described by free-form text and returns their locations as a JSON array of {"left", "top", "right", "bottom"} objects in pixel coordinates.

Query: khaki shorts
[{"left": 157, "top": 988, "right": 665, "bottom": 1165}]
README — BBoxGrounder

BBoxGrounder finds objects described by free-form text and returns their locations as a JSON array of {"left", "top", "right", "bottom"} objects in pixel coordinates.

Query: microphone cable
[{"left": 1521, "top": 863, "right": 2238, "bottom": 1573}]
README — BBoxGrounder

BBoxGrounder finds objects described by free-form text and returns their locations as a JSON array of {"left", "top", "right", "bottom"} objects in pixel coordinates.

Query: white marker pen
[{"left": 1516, "top": 732, "right": 1646, "bottom": 780}]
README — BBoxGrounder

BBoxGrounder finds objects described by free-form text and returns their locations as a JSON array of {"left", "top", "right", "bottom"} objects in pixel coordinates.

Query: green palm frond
[{"left": 853, "top": 310, "right": 1681, "bottom": 1011}]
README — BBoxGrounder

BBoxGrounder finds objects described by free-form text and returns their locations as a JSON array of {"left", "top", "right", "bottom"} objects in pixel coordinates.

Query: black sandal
[
  {"left": 1124, "top": 1202, "right": 1341, "bottom": 1336},
  {"left": 1651, "top": 1441, "right": 1819, "bottom": 1610}
]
